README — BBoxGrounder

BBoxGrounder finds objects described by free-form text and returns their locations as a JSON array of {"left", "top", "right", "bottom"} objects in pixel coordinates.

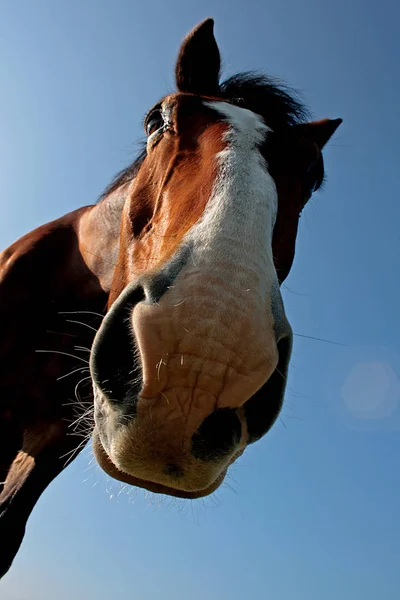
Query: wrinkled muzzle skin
[{"left": 90, "top": 96, "right": 293, "bottom": 498}]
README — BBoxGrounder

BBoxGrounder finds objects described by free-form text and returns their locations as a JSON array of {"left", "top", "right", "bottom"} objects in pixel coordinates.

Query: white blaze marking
[{"left": 183, "top": 101, "right": 278, "bottom": 300}]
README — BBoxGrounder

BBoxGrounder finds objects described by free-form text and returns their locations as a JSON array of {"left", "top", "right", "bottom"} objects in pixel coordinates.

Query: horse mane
[
  {"left": 219, "top": 72, "right": 310, "bottom": 127},
  {"left": 98, "top": 72, "right": 310, "bottom": 202},
  {"left": 98, "top": 144, "right": 147, "bottom": 203}
]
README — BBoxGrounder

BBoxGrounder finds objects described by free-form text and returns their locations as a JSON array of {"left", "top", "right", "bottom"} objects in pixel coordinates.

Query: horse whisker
[
  {"left": 74, "top": 345, "right": 92, "bottom": 353},
  {"left": 293, "top": 332, "right": 346, "bottom": 346},
  {"left": 46, "top": 330, "right": 78, "bottom": 338},
  {"left": 35, "top": 350, "right": 89, "bottom": 364},
  {"left": 75, "top": 376, "right": 92, "bottom": 401},
  {"left": 57, "top": 367, "right": 90, "bottom": 381},
  {"left": 68, "top": 406, "right": 95, "bottom": 429},
  {"left": 59, "top": 310, "right": 105, "bottom": 319},
  {"left": 62, "top": 400, "right": 93, "bottom": 407},
  {"left": 66, "top": 319, "right": 98, "bottom": 333},
  {"left": 61, "top": 438, "right": 90, "bottom": 468}
]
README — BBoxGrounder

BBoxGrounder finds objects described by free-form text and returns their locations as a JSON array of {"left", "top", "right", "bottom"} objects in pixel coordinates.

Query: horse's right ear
[{"left": 175, "top": 18, "right": 221, "bottom": 96}]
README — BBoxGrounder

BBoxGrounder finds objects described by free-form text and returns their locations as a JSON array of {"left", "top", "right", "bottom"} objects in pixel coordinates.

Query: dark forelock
[{"left": 219, "top": 72, "right": 310, "bottom": 128}]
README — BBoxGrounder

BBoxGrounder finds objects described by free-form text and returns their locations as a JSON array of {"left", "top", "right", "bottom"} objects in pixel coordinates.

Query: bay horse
[{"left": 0, "top": 19, "right": 341, "bottom": 577}]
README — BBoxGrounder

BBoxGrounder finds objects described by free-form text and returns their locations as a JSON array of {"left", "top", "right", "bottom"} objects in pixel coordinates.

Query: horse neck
[{"left": 78, "top": 182, "right": 130, "bottom": 292}]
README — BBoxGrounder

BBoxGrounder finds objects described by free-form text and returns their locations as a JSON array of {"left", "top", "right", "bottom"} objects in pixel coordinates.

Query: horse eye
[{"left": 146, "top": 111, "right": 164, "bottom": 137}]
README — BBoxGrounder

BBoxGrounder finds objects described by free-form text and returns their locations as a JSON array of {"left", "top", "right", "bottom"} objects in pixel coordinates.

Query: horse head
[{"left": 88, "top": 19, "right": 341, "bottom": 498}]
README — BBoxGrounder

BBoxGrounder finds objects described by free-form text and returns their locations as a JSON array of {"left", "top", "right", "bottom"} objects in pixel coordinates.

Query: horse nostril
[
  {"left": 191, "top": 408, "right": 242, "bottom": 462},
  {"left": 90, "top": 284, "right": 146, "bottom": 405},
  {"left": 244, "top": 335, "right": 292, "bottom": 443}
]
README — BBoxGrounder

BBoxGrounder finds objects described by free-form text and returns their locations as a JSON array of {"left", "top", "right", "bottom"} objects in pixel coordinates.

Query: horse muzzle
[{"left": 90, "top": 260, "right": 292, "bottom": 497}]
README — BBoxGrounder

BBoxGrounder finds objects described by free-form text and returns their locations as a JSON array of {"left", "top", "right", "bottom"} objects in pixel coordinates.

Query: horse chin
[{"left": 91, "top": 428, "right": 226, "bottom": 499}]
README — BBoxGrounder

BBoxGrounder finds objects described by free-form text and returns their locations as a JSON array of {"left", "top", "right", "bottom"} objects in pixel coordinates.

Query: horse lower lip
[
  {"left": 127, "top": 471, "right": 226, "bottom": 499},
  {"left": 92, "top": 429, "right": 226, "bottom": 498}
]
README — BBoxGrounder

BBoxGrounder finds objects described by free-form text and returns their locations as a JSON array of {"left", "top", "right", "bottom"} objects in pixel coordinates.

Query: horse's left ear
[
  {"left": 295, "top": 118, "right": 343, "bottom": 149},
  {"left": 175, "top": 18, "right": 221, "bottom": 96}
]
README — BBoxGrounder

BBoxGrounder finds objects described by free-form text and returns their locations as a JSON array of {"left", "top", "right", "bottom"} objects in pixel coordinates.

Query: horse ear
[
  {"left": 296, "top": 118, "right": 343, "bottom": 149},
  {"left": 175, "top": 18, "right": 221, "bottom": 96}
]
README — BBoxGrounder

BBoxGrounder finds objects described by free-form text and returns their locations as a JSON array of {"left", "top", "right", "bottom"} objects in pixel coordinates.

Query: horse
[{"left": 0, "top": 18, "right": 341, "bottom": 577}]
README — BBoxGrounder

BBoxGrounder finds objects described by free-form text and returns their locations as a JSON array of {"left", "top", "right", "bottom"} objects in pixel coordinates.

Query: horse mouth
[{"left": 92, "top": 428, "right": 227, "bottom": 499}]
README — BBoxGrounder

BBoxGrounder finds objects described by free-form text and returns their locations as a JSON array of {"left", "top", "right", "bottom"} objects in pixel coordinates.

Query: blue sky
[{"left": 1, "top": 1, "right": 400, "bottom": 598}]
